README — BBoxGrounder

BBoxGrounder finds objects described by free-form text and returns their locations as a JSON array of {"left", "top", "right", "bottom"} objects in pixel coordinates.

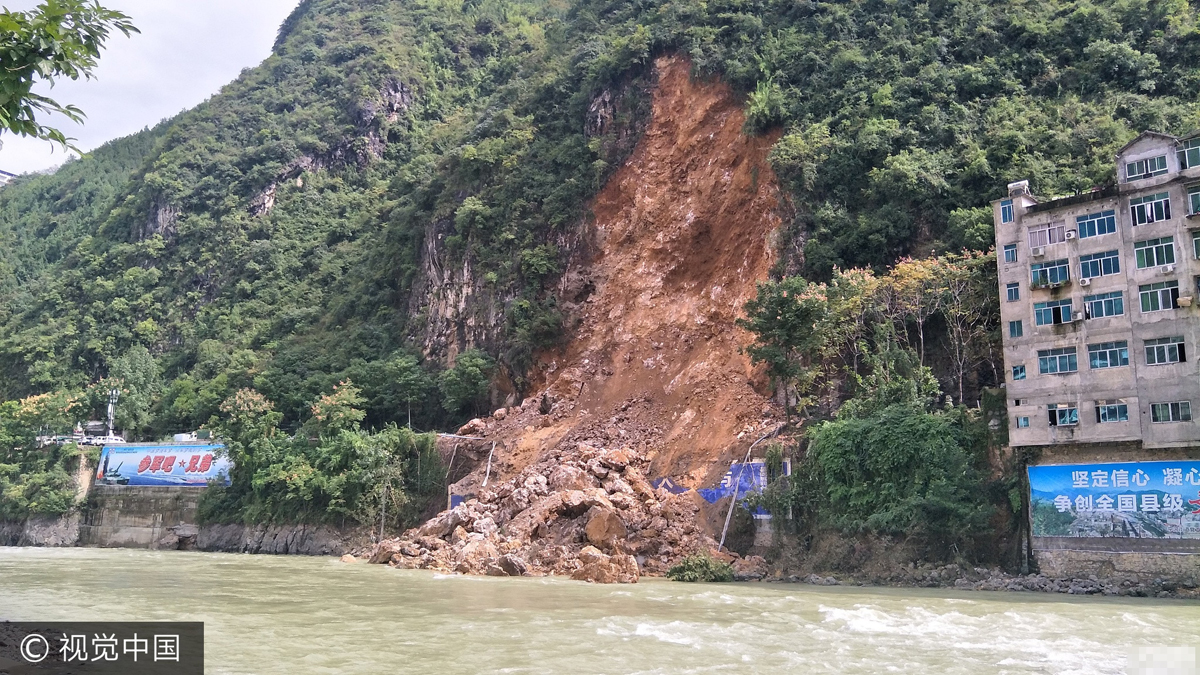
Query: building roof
[
  {"left": 1026, "top": 185, "right": 1120, "bottom": 215},
  {"left": 1115, "top": 130, "right": 1179, "bottom": 156}
]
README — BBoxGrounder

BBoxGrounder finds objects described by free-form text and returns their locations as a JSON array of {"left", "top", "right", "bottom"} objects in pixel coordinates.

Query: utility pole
[{"left": 106, "top": 389, "right": 120, "bottom": 438}]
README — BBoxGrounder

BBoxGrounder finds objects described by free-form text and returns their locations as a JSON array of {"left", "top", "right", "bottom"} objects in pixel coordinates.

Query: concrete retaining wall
[
  {"left": 1035, "top": 548, "right": 1200, "bottom": 585},
  {"left": 79, "top": 485, "right": 205, "bottom": 549}
]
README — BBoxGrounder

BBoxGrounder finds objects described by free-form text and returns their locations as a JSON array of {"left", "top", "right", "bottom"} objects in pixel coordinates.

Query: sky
[{"left": 0, "top": 0, "right": 302, "bottom": 175}]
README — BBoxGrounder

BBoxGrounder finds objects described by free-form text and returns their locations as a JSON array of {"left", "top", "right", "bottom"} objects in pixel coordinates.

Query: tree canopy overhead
[{"left": 0, "top": 0, "right": 137, "bottom": 149}]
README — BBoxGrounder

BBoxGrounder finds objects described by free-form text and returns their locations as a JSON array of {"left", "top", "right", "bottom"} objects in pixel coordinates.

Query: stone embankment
[
  {"left": 783, "top": 563, "right": 1200, "bottom": 600},
  {"left": 364, "top": 442, "right": 753, "bottom": 582}
]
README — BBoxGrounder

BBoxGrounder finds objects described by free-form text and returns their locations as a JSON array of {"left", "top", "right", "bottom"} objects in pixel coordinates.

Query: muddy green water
[{"left": 0, "top": 548, "right": 1197, "bottom": 674}]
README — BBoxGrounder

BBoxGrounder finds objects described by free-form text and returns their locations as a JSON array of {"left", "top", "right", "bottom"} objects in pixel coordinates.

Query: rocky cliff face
[{"left": 370, "top": 55, "right": 786, "bottom": 581}]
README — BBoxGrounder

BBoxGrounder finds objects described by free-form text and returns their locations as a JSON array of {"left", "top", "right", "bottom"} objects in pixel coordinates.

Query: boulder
[
  {"left": 472, "top": 516, "right": 499, "bottom": 537},
  {"left": 731, "top": 555, "right": 768, "bottom": 581},
  {"left": 549, "top": 465, "right": 596, "bottom": 492},
  {"left": 571, "top": 546, "right": 639, "bottom": 584},
  {"left": 369, "top": 540, "right": 403, "bottom": 564},
  {"left": 498, "top": 553, "right": 529, "bottom": 577},
  {"left": 493, "top": 407, "right": 508, "bottom": 420},
  {"left": 340, "top": 554, "right": 357, "bottom": 564},
  {"left": 456, "top": 418, "right": 487, "bottom": 436},
  {"left": 584, "top": 507, "right": 627, "bottom": 548}
]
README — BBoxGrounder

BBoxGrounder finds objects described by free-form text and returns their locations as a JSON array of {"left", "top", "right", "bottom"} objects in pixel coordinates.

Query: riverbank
[{"left": 774, "top": 564, "right": 1200, "bottom": 600}]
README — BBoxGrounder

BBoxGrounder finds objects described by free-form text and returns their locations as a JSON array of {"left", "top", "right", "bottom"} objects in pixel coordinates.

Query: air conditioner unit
[
  {"left": 1072, "top": 311, "right": 1084, "bottom": 322},
  {"left": 1161, "top": 264, "right": 1176, "bottom": 274},
  {"left": 1032, "top": 247, "right": 1046, "bottom": 257},
  {"left": 1079, "top": 277, "right": 1091, "bottom": 286},
  {"left": 1065, "top": 230, "right": 1078, "bottom": 240},
  {"left": 1179, "top": 295, "right": 1194, "bottom": 307}
]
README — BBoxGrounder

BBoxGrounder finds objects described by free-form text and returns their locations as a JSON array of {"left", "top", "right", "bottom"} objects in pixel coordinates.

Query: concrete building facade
[{"left": 994, "top": 130, "right": 1200, "bottom": 449}]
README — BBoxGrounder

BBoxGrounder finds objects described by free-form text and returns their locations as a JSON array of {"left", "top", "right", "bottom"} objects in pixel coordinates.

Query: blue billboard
[
  {"left": 95, "top": 444, "right": 231, "bottom": 487},
  {"left": 1028, "top": 461, "right": 1200, "bottom": 539}
]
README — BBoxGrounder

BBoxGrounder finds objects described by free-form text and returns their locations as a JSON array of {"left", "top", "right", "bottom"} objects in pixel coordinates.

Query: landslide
[{"left": 370, "top": 55, "right": 785, "bottom": 580}]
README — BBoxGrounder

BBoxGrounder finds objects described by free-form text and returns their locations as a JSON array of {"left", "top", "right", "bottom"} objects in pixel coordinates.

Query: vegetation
[
  {"left": 0, "top": 0, "right": 1197, "bottom": 534},
  {"left": 667, "top": 552, "right": 734, "bottom": 583},
  {"left": 196, "top": 383, "right": 444, "bottom": 530},
  {"left": 0, "top": 392, "right": 95, "bottom": 519},
  {"left": 740, "top": 256, "right": 1006, "bottom": 559},
  {"left": 0, "top": 0, "right": 137, "bottom": 149}
]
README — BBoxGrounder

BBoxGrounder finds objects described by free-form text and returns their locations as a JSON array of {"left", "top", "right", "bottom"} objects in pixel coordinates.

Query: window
[
  {"left": 1048, "top": 404, "right": 1079, "bottom": 427},
  {"left": 1011, "top": 365, "right": 1026, "bottom": 381},
  {"left": 1030, "top": 259, "right": 1070, "bottom": 286},
  {"left": 1134, "top": 237, "right": 1175, "bottom": 268},
  {"left": 1084, "top": 291, "right": 1124, "bottom": 319},
  {"left": 1079, "top": 250, "right": 1120, "bottom": 278},
  {"left": 1006, "top": 282, "right": 1020, "bottom": 302},
  {"left": 1088, "top": 341, "right": 1129, "bottom": 369},
  {"left": 1034, "top": 299, "right": 1073, "bottom": 325},
  {"left": 1126, "top": 155, "right": 1168, "bottom": 180},
  {"left": 1009, "top": 320, "right": 1023, "bottom": 338},
  {"left": 1139, "top": 280, "right": 1179, "bottom": 312},
  {"left": 1038, "top": 347, "right": 1078, "bottom": 374},
  {"left": 1028, "top": 223, "right": 1066, "bottom": 248},
  {"left": 1095, "top": 401, "right": 1129, "bottom": 423},
  {"left": 1194, "top": 231, "right": 1200, "bottom": 259},
  {"left": 1130, "top": 192, "right": 1171, "bottom": 225},
  {"left": 1003, "top": 244, "right": 1017, "bottom": 263},
  {"left": 1152, "top": 401, "right": 1192, "bottom": 423},
  {"left": 1145, "top": 336, "right": 1186, "bottom": 365},
  {"left": 1189, "top": 186, "right": 1200, "bottom": 216},
  {"left": 1016, "top": 416, "right": 1030, "bottom": 428},
  {"left": 1179, "top": 139, "right": 1200, "bottom": 170},
  {"left": 1001, "top": 199, "right": 1014, "bottom": 223},
  {"left": 1076, "top": 210, "right": 1116, "bottom": 238}
]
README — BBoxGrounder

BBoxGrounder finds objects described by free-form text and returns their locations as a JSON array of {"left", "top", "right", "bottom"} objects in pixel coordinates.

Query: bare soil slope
[{"left": 370, "top": 55, "right": 786, "bottom": 579}]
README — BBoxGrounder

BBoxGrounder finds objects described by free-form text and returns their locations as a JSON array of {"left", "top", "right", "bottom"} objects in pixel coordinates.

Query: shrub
[{"left": 667, "top": 553, "right": 734, "bottom": 583}]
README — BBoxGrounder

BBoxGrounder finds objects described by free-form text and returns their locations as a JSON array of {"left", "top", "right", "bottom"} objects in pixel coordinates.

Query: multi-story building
[{"left": 994, "top": 130, "right": 1200, "bottom": 449}]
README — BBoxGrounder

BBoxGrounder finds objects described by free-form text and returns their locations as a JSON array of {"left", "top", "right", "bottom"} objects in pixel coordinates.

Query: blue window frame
[
  {"left": 1038, "top": 347, "right": 1078, "bottom": 374},
  {"left": 1006, "top": 283, "right": 1020, "bottom": 302},
  {"left": 1034, "top": 299, "right": 1072, "bottom": 326},
  {"left": 1088, "top": 341, "right": 1129, "bottom": 369},
  {"left": 1096, "top": 401, "right": 1129, "bottom": 423},
  {"left": 1126, "top": 156, "right": 1168, "bottom": 181},
  {"left": 1030, "top": 259, "right": 1069, "bottom": 286},
  {"left": 1076, "top": 210, "right": 1116, "bottom": 238},
  {"left": 1084, "top": 291, "right": 1123, "bottom": 319},
  {"left": 1001, "top": 199, "right": 1014, "bottom": 223},
  {"left": 1048, "top": 404, "right": 1079, "bottom": 426},
  {"left": 1003, "top": 244, "right": 1017, "bottom": 263},
  {"left": 1011, "top": 365, "right": 1026, "bottom": 381},
  {"left": 1079, "top": 250, "right": 1120, "bottom": 278},
  {"left": 1016, "top": 416, "right": 1030, "bottom": 428},
  {"left": 1009, "top": 320, "right": 1023, "bottom": 338}
]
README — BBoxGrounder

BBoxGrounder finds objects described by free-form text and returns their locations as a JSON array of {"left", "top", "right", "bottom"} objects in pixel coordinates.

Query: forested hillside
[{"left": 1, "top": 0, "right": 1197, "bottom": 440}]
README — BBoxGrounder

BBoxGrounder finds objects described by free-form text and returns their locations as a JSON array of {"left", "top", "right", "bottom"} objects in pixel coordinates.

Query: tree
[
  {"left": 383, "top": 355, "right": 430, "bottom": 429},
  {"left": 738, "top": 276, "right": 829, "bottom": 421},
  {"left": 438, "top": 350, "right": 494, "bottom": 418},
  {"left": 103, "top": 345, "right": 160, "bottom": 437},
  {"left": 0, "top": 0, "right": 137, "bottom": 149}
]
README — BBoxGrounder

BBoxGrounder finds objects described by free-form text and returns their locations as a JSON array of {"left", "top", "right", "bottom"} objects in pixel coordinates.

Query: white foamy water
[{"left": 0, "top": 547, "right": 1196, "bottom": 674}]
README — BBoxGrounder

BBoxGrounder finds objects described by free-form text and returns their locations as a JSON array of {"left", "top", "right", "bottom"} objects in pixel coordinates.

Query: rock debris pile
[{"left": 368, "top": 443, "right": 722, "bottom": 582}]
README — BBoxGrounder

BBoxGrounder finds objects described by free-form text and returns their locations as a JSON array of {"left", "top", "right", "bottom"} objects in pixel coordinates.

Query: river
[{"left": 0, "top": 548, "right": 1196, "bottom": 674}]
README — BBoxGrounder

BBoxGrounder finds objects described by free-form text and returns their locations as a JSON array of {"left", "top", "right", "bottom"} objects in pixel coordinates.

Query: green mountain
[{"left": 1, "top": 0, "right": 1197, "bottom": 436}]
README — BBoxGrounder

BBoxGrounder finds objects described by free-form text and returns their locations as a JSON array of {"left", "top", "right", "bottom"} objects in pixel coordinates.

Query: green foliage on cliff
[
  {"left": 0, "top": 394, "right": 93, "bottom": 519},
  {"left": 0, "top": 0, "right": 1196, "bottom": 442},
  {"left": 197, "top": 385, "right": 443, "bottom": 529}
]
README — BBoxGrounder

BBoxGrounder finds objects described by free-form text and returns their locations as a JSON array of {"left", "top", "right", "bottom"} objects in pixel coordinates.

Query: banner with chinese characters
[
  {"left": 1028, "top": 461, "right": 1200, "bottom": 539},
  {"left": 95, "top": 444, "right": 231, "bottom": 487}
]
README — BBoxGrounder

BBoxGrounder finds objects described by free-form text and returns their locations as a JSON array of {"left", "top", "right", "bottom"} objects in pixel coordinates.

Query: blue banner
[
  {"left": 1028, "top": 461, "right": 1200, "bottom": 539},
  {"left": 95, "top": 444, "right": 231, "bottom": 487}
]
